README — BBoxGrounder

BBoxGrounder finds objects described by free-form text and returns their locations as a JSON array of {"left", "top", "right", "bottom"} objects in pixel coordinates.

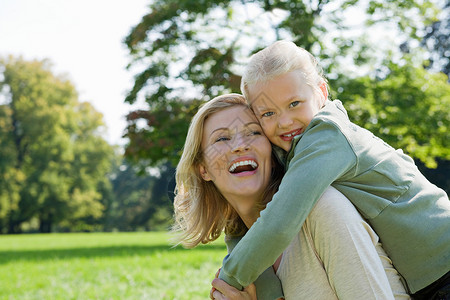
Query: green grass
[{"left": 0, "top": 232, "right": 227, "bottom": 299}]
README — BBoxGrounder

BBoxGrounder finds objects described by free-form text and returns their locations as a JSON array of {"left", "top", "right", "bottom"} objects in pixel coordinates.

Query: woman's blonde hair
[
  {"left": 171, "top": 93, "right": 282, "bottom": 248},
  {"left": 241, "top": 40, "right": 328, "bottom": 102}
]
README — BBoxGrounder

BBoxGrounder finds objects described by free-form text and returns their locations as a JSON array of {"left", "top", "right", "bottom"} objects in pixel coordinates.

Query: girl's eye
[
  {"left": 289, "top": 101, "right": 300, "bottom": 108},
  {"left": 262, "top": 111, "right": 274, "bottom": 118}
]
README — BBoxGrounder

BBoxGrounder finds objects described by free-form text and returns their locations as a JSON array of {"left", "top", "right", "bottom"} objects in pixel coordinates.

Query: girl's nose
[{"left": 278, "top": 113, "right": 293, "bottom": 129}]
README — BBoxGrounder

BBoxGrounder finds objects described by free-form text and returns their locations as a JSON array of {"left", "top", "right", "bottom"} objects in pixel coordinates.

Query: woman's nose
[{"left": 231, "top": 135, "right": 251, "bottom": 153}]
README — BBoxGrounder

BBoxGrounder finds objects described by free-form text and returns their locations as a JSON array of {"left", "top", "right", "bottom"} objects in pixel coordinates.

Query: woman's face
[{"left": 200, "top": 105, "right": 273, "bottom": 215}]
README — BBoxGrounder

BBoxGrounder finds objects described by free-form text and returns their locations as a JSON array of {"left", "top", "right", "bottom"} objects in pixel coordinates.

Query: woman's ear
[{"left": 199, "top": 164, "right": 212, "bottom": 181}]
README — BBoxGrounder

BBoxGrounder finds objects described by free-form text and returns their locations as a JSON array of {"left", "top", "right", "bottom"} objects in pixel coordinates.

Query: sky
[{"left": 0, "top": 0, "right": 150, "bottom": 146}]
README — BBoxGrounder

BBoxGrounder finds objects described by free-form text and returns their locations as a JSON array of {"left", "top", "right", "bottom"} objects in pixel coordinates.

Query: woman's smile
[
  {"left": 228, "top": 157, "right": 258, "bottom": 176},
  {"left": 200, "top": 105, "right": 273, "bottom": 214}
]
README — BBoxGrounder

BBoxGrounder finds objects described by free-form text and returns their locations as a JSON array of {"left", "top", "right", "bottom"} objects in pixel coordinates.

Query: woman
[{"left": 172, "top": 94, "right": 409, "bottom": 299}]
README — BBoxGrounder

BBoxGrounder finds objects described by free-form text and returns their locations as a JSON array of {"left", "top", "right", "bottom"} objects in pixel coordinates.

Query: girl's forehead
[
  {"left": 250, "top": 92, "right": 297, "bottom": 111},
  {"left": 248, "top": 71, "right": 316, "bottom": 109}
]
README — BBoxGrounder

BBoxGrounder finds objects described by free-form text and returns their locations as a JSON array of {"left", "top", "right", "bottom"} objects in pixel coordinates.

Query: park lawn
[{"left": 0, "top": 232, "right": 227, "bottom": 300}]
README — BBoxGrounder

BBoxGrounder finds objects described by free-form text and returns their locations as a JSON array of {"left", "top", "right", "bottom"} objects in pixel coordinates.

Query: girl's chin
[{"left": 273, "top": 140, "right": 291, "bottom": 151}]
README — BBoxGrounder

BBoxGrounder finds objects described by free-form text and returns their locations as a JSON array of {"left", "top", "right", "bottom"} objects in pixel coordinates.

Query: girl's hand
[{"left": 210, "top": 278, "right": 257, "bottom": 300}]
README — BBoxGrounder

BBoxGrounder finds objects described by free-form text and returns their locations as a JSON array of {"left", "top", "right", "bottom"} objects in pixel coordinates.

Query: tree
[
  {"left": 123, "top": 0, "right": 444, "bottom": 170},
  {"left": 420, "top": 0, "right": 450, "bottom": 76},
  {"left": 125, "top": 99, "right": 203, "bottom": 167},
  {"left": 0, "top": 56, "right": 114, "bottom": 233},
  {"left": 331, "top": 60, "right": 450, "bottom": 168},
  {"left": 103, "top": 160, "right": 173, "bottom": 231}
]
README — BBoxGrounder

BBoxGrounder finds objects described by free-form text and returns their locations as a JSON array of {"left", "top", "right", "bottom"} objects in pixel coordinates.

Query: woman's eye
[
  {"left": 215, "top": 136, "right": 230, "bottom": 143},
  {"left": 289, "top": 101, "right": 300, "bottom": 108},
  {"left": 249, "top": 130, "right": 262, "bottom": 136},
  {"left": 262, "top": 111, "right": 274, "bottom": 118}
]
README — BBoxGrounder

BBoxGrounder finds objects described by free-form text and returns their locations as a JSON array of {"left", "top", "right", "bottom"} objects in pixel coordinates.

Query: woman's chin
[{"left": 229, "top": 183, "right": 266, "bottom": 199}]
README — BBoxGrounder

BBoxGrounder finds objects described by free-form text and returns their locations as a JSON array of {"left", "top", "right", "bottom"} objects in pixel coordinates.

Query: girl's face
[
  {"left": 199, "top": 105, "right": 273, "bottom": 216},
  {"left": 248, "top": 70, "right": 327, "bottom": 152}
]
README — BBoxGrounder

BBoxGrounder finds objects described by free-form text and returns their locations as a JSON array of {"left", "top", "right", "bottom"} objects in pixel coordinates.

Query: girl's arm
[
  {"left": 223, "top": 235, "right": 284, "bottom": 300},
  {"left": 218, "top": 122, "right": 356, "bottom": 289}
]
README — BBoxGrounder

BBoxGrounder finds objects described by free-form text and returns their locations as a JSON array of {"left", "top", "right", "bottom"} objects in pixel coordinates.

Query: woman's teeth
[{"left": 228, "top": 160, "right": 258, "bottom": 173}]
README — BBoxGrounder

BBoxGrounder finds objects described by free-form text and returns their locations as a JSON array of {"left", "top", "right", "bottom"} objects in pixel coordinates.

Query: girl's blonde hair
[
  {"left": 241, "top": 40, "right": 328, "bottom": 101},
  {"left": 171, "top": 93, "right": 282, "bottom": 248}
]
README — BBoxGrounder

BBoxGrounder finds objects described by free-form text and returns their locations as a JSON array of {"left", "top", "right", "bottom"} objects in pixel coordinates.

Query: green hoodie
[
  {"left": 218, "top": 100, "right": 450, "bottom": 294},
  {"left": 224, "top": 235, "right": 283, "bottom": 300}
]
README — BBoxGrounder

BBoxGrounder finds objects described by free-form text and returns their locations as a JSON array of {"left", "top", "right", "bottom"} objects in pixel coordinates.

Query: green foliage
[
  {"left": 103, "top": 160, "right": 174, "bottom": 232},
  {"left": 0, "top": 232, "right": 227, "bottom": 299},
  {"left": 125, "top": 99, "right": 204, "bottom": 167},
  {"left": 420, "top": 1, "right": 450, "bottom": 76},
  {"left": 0, "top": 56, "right": 115, "bottom": 233},
  {"left": 122, "top": 0, "right": 445, "bottom": 172},
  {"left": 332, "top": 61, "right": 450, "bottom": 168}
]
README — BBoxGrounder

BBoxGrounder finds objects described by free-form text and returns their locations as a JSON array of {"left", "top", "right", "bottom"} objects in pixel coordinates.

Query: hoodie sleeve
[
  {"left": 218, "top": 121, "right": 356, "bottom": 289},
  {"left": 224, "top": 235, "right": 284, "bottom": 300}
]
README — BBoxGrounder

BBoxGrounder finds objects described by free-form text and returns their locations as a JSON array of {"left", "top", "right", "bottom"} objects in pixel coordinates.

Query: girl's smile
[
  {"left": 248, "top": 70, "right": 327, "bottom": 151},
  {"left": 279, "top": 128, "right": 304, "bottom": 142}
]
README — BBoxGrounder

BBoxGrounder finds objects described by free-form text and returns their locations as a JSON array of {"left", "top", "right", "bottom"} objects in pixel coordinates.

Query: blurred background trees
[
  {"left": 0, "top": 0, "right": 448, "bottom": 233},
  {"left": 0, "top": 57, "right": 169, "bottom": 233},
  {"left": 0, "top": 57, "right": 114, "bottom": 233}
]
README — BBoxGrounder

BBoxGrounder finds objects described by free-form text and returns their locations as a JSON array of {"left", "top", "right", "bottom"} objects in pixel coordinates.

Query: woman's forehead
[{"left": 207, "top": 106, "right": 257, "bottom": 127}]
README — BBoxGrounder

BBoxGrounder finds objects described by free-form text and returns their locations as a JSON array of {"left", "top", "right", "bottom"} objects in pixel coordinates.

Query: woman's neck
[
  {"left": 239, "top": 207, "right": 261, "bottom": 229},
  {"left": 225, "top": 193, "right": 263, "bottom": 229}
]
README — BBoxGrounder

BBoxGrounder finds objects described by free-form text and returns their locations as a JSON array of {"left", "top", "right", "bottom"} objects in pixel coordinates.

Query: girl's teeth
[{"left": 284, "top": 130, "right": 301, "bottom": 138}]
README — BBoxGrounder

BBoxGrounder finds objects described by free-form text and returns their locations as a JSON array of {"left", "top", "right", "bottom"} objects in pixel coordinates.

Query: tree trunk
[
  {"left": 7, "top": 218, "right": 22, "bottom": 234},
  {"left": 39, "top": 217, "right": 52, "bottom": 233}
]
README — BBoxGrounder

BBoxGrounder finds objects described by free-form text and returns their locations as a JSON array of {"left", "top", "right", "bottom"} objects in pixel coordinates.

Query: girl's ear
[
  {"left": 199, "top": 164, "right": 212, "bottom": 181},
  {"left": 319, "top": 82, "right": 328, "bottom": 105}
]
